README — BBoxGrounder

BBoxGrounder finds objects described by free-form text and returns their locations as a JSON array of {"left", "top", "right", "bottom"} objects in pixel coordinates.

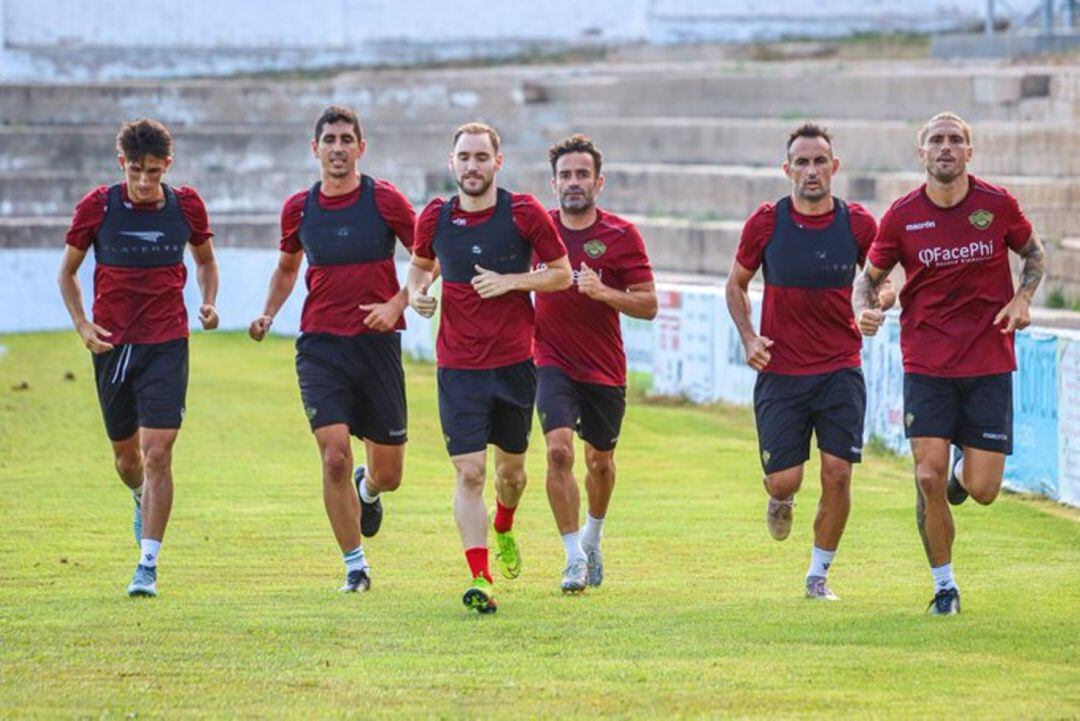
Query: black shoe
[
  {"left": 340, "top": 568, "right": 371, "bottom": 593},
  {"left": 927, "top": 587, "right": 961, "bottom": 615},
  {"left": 354, "top": 466, "right": 383, "bottom": 537},
  {"left": 946, "top": 447, "right": 969, "bottom": 506}
]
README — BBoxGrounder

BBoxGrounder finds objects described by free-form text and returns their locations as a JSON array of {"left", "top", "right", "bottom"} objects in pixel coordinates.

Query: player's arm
[
  {"left": 577, "top": 265, "right": 657, "bottom": 319},
  {"left": 407, "top": 255, "right": 438, "bottom": 319},
  {"left": 994, "top": 231, "right": 1046, "bottom": 334},
  {"left": 724, "top": 259, "right": 772, "bottom": 371},
  {"left": 249, "top": 251, "right": 302, "bottom": 341},
  {"left": 190, "top": 240, "right": 220, "bottom": 330},
  {"left": 853, "top": 262, "right": 894, "bottom": 336},
  {"left": 57, "top": 245, "right": 113, "bottom": 353},
  {"left": 471, "top": 255, "right": 572, "bottom": 299}
]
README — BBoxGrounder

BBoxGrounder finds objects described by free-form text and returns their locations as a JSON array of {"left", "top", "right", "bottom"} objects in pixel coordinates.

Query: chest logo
[
  {"left": 969, "top": 209, "right": 994, "bottom": 230},
  {"left": 583, "top": 239, "right": 607, "bottom": 258},
  {"left": 336, "top": 226, "right": 350, "bottom": 238},
  {"left": 471, "top": 245, "right": 482, "bottom": 255},
  {"left": 119, "top": 230, "right": 165, "bottom": 244}
]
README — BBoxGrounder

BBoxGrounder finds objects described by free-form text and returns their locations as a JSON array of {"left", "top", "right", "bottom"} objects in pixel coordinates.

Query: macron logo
[
  {"left": 905, "top": 220, "right": 937, "bottom": 232},
  {"left": 120, "top": 230, "right": 166, "bottom": 244}
]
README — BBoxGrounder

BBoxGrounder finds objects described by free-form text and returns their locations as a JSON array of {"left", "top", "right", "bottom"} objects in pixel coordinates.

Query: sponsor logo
[
  {"left": 336, "top": 226, "right": 350, "bottom": 238},
  {"left": 388, "top": 428, "right": 406, "bottom": 437},
  {"left": 905, "top": 412, "right": 915, "bottom": 428},
  {"left": 179, "top": 407, "right": 185, "bottom": 421},
  {"left": 905, "top": 220, "right": 937, "bottom": 231},
  {"left": 583, "top": 239, "right": 607, "bottom": 258},
  {"left": 982, "top": 431, "right": 1008, "bottom": 441},
  {"left": 850, "top": 446, "right": 862, "bottom": 455},
  {"left": 305, "top": 405, "right": 318, "bottom": 421},
  {"left": 471, "top": 245, "right": 482, "bottom": 255},
  {"left": 761, "top": 450, "right": 771, "bottom": 466},
  {"left": 610, "top": 436, "right": 619, "bottom": 444},
  {"left": 452, "top": 217, "right": 468, "bottom": 226},
  {"left": 969, "top": 209, "right": 994, "bottom": 230},
  {"left": 119, "top": 230, "right": 165, "bottom": 243},
  {"left": 917, "top": 240, "right": 993, "bottom": 268}
]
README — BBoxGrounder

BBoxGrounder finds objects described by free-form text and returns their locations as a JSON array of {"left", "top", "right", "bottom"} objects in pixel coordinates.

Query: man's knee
[
  {"left": 320, "top": 443, "right": 352, "bottom": 483},
  {"left": 113, "top": 451, "right": 142, "bottom": 481},
  {"left": 915, "top": 463, "right": 947, "bottom": 499},
  {"left": 820, "top": 458, "right": 852, "bottom": 497},
  {"left": 456, "top": 461, "right": 486, "bottom": 492},
  {"left": 496, "top": 460, "right": 527, "bottom": 493},
  {"left": 585, "top": 452, "right": 615, "bottom": 481},
  {"left": 547, "top": 442, "right": 574, "bottom": 473},
  {"left": 967, "top": 480, "right": 1000, "bottom": 505}
]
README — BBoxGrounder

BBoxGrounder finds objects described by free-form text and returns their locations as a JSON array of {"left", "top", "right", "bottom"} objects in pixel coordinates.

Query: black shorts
[
  {"left": 92, "top": 338, "right": 188, "bottom": 441},
  {"left": 903, "top": 372, "right": 1013, "bottom": 454},
  {"left": 295, "top": 332, "right": 407, "bottom": 445},
  {"left": 437, "top": 360, "right": 537, "bottom": 456},
  {"left": 536, "top": 365, "right": 626, "bottom": 452},
  {"left": 753, "top": 367, "right": 866, "bottom": 475}
]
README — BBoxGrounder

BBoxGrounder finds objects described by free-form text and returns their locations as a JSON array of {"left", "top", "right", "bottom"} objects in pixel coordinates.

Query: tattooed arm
[
  {"left": 993, "top": 233, "right": 1045, "bottom": 334},
  {"left": 853, "top": 262, "right": 894, "bottom": 336}
]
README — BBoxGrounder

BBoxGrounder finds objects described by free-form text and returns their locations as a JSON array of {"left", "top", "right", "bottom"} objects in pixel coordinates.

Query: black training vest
[
  {"left": 432, "top": 189, "right": 530, "bottom": 283},
  {"left": 762, "top": 196, "right": 858, "bottom": 288},
  {"left": 298, "top": 175, "right": 395, "bottom": 267},
  {"left": 94, "top": 184, "right": 190, "bottom": 268}
]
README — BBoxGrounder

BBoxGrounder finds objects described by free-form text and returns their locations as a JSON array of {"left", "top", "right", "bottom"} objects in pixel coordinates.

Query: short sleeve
[
  {"left": 279, "top": 191, "right": 307, "bottom": 254},
  {"left": 373, "top": 179, "right": 417, "bottom": 250},
  {"left": 412, "top": 199, "right": 444, "bottom": 261},
  {"left": 867, "top": 206, "right": 902, "bottom": 271},
  {"left": 1003, "top": 192, "right": 1034, "bottom": 252},
  {"left": 511, "top": 194, "right": 566, "bottom": 263},
  {"left": 735, "top": 203, "right": 775, "bottom": 272},
  {"left": 617, "top": 225, "right": 654, "bottom": 287},
  {"left": 65, "top": 186, "right": 109, "bottom": 250},
  {"left": 175, "top": 186, "right": 213, "bottom": 246},
  {"left": 847, "top": 202, "right": 879, "bottom": 266}
]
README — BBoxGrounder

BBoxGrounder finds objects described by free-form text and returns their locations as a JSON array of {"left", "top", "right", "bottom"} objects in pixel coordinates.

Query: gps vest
[
  {"left": 762, "top": 196, "right": 858, "bottom": 289},
  {"left": 94, "top": 184, "right": 190, "bottom": 268},
  {"left": 299, "top": 175, "right": 395, "bottom": 266},
  {"left": 432, "top": 188, "right": 530, "bottom": 282}
]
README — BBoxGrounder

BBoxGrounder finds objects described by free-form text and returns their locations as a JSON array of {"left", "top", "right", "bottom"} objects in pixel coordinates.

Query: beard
[
  {"left": 456, "top": 172, "right": 493, "bottom": 197},
  {"left": 797, "top": 183, "right": 828, "bottom": 202},
  {"left": 559, "top": 189, "right": 594, "bottom": 214}
]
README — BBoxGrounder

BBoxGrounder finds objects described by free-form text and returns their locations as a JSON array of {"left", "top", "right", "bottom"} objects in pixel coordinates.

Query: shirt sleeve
[
  {"left": 279, "top": 192, "right": 307, "bottom": 254},
  {"left": 867, "top": 206, "right": 902, "bottom": 271},
  {"left": 618, "top": 224, "right": 654, "bottom": 287},
  {"left": 734, "top": 203, "right": 775, "bottom": 272},
  {"left": 847, "top": 202, "right": 879, "bottom": 266},
  {"left": 175, "top": 187, "right": 213, "bottom": 246},
  {"left": 412, "top": 199, "right": 444, "bottom": 261},
  {"left": 1003, "top": 192, "right": 1034, "bottom": 252},
  {"left": 511, "top": 194, "right": 566, "bottom": 263},
  {"left": 374, "top": 179, "right": 417, "bottom": 250},
  {"left": 64, "top": 186, "right": 109, "bottom": 251}
]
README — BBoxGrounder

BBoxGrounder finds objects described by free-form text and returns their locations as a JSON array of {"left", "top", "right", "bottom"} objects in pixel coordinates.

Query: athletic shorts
[
  {"left": 753, "top": 367, "right": 866, "bottom": 475},
  {"left": 903, "top": 372, "right": 1012, "bottom": 454},
  {"left": 437, "top": 360, "right": 537, "bottom": 456},
  {"left": 536, "top": 365, "right": 626, "bottom": 452},
  {"left": 295, "top": 332, "right": 407, "bottom": 445},
  {"left": 92, "top": 338, "right": 188, "bottom": 441}
]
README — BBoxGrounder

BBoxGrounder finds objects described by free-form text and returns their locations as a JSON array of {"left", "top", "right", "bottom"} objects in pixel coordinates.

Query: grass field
[{"left": 1, "top": 331, "right": 1078, "bottom": 719}]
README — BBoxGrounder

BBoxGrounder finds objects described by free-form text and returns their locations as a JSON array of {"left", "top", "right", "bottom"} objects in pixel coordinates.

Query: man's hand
[
  {"left": 994, "top": 295, "right": 1031, "bottom": 335},
  {"left": 576, "top": 262, "right": 608, "bottom": 301},
  {"left": 878, "top": 278, "right": 897, "bottom": 311},
  {"left": 744, "top": 335, "right": 774, "bottom": 371},
  {"left": 858, "top": 309, "right": 885, "bottom": 336},
  {"left": 248, "top": 315, "right": 273, "bottom": 341},
  {"left": 410, "top": 284, "right": 437, "bottom": 318},
  {"left": 199, "top": 304, "right": 219, "bottom": 331},
  {"left": 471, "top": 265, "right": 518, "bottom": 299},
  {"left": 359, "top": 299, "right": 404, "bottom": 332},
  {"left": 77, "top": 320, "right": 114, "bottom": 354}
]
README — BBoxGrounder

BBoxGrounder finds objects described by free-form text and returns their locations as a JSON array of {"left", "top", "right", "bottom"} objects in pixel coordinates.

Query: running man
[
  {"left": 536, "top": 134, "right": 657, "bottom": 594},
  {"left": 249, "top": 106, "right": 416, "bottom": 593},
  {"left": 58, "top": 118, "right": 219, "bottom": 597},
  {"left": 855, "top": 111, "right": 1044, "bottom": 615},
  {"left": 726, "top": 123, "right": 892, "bottom": 600},
  {"left": 408, "top": 122, "right": 571, "bottom": 613}
]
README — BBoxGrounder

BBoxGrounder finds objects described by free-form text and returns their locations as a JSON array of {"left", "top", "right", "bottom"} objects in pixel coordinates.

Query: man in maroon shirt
[
  {"left": 248, "top": 106, "right": 416, "bottom": 593},
  {"left": 408, "top": 122, "right": 571, "bottom": 613},
  {"left": 726, "top": 123, "right": 892, "bottom": 601},
  {"left": 855, "top": 112, "right": 1045, "bottom": 615},
  {"left": 58, "top": 118, "right": 220, "bottom": 598},
  {"left": 535, "top": 135, "right": 657, "bottom": 594}
]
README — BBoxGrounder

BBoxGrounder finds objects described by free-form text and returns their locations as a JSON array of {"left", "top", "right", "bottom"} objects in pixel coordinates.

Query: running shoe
[
  {"left": 126, "top": 564, "right": 157, "bottom": 597},
  {"left": 462, "top": 574, "right": 497, "bottom": 614},
  {"left": 354, "top": 466, "right": 384, "bottom": 537},
  {"left": 766, "top": 497, "right": 794, "bottom": 541},
  {"left": 560, "top": 558, "right": 588, "bottom": 594}
]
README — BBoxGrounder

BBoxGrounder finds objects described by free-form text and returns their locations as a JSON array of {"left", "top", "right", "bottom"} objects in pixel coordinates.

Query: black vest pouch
[
  {"left": 432, "top": 188, "right": 531, "bottom": 283},
  {"left": 762, "top": 196, "right": 858, "bottom": 289},
  {"left": 299, "top": 175, "right": 395, "bottom": 267},
  {"left": 93, "top": 184, "right": 190, "bottom": 268}
]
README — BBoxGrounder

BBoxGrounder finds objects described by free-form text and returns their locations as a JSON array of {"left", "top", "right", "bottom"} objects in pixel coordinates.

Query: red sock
[
  {"left": 465, "top": 547, "right": 492, "bottom": 583},
  {"left": 493, "top": 499, "right": 517, "bottom": 533}
]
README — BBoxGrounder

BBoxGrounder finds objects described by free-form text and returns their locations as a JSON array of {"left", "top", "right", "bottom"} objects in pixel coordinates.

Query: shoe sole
[
  {"left": 127, "top": 587, "right": 156, "bottom": 598},
  {"left": 561, "top": 584, "right": 586, "bottom": 595},
  {"left": 462, "top": 588, "right": 496, "bottom": 614}
]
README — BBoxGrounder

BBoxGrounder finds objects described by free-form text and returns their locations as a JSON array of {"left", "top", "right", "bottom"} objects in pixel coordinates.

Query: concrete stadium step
[{"left": 552, "top": 117, "right": 1080, "bottom": 177}]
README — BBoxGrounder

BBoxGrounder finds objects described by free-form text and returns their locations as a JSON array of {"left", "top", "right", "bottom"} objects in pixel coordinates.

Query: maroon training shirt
[
  {"left": 534, "top": 208, "right": 654, "bottom": 387},
  {"left": 736, "top": 200, "right": 877, "bottom": 375},
  {"left": 868, "top": 175, "right": 1033, "bottom": 377},
  {"left": 66, "top": 183, "right": 213, "bottom": 345}
]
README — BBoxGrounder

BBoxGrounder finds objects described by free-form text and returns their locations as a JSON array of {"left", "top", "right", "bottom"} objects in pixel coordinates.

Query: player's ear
[
  {"left": 832, "top": 156, "right": 840, "bottom": 174},
  {"left": 595, "top": 174, "right": 605, "bottom": 194},
  {"left": 494, "top": 152, "right": 504, "bottom": 172},
  {"left": 357, "top": 138, "right": 367, "bottom": 161},
  {"left": 117, "top": 155, "right": 127, "bottom": 171}
]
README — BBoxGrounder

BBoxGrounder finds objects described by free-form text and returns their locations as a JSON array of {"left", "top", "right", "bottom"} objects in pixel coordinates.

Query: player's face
[
  {"left": 118, "top": 154, "right": 171, "bottom": 204},
  {"left": 450, "top": 132, "right": 502, "bottom": 197},
  {"left": 552, "top": 152, "right": 604, "bottom": 214},
  {"left": 313, "top": 120, "right": 365, "bottom": 180},
  {"left": 783, "top": 136, "right": 837, "bottom": 202},
  {"left": 918, "top": 119, "right": 971, "bottom": 183}
]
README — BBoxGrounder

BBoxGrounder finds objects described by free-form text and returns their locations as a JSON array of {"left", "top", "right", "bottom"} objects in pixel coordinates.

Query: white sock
[
  {"left": 140, "top": 539, "right": 161, "bottom": 568},
  {"left": 131, "top": 484, "right": 143, "bottom": 503},
  {"left": 582, "top": 514, "right": 604, "bottom": 550},
  {"left": 562, "top": 529, "right": 586, "bottom": 564},
  {"left": 343, "top": 545, "right": 368, "bottom": 573},
  {"left": 952, "top": 456, "right": 965, "bottom": 488},
  {"left": 358, "top": 477, "right": 379, "bottom": 505},
  {"left": 806, "top": 546, "right": 837, "bottom": 579},
  {"left": 931, "top": 562, "right": 958, "bottom": 591}
]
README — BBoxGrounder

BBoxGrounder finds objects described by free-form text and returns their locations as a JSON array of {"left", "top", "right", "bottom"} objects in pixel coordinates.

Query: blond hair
[
  {"left": 918, "top": 112, "right": 972, "bottom": 146},
  {"left": 452, "top": 122, "right": 501, "bottom": 153}
]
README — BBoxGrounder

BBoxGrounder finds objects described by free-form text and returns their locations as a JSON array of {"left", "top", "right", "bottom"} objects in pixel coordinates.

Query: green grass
[{"left": 1, "top": 332, "right": 1078, "bottom": 719}]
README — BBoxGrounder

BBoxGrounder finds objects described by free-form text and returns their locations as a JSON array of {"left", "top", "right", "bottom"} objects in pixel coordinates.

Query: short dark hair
[
  {"left": 548, "top": 133, "right": 603, "bottom": 176},
  {"left": 786, "top": 123, "right": 833, "bottom": 157},
  {"left": 452, "top": 122, "right": 501, "bottom": 154},
  {"left": 116, "top": 118, "right": 172, "bottom": 160},
  {"left": 314, "top": 105, "right": 363, "bottom": 143}
]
